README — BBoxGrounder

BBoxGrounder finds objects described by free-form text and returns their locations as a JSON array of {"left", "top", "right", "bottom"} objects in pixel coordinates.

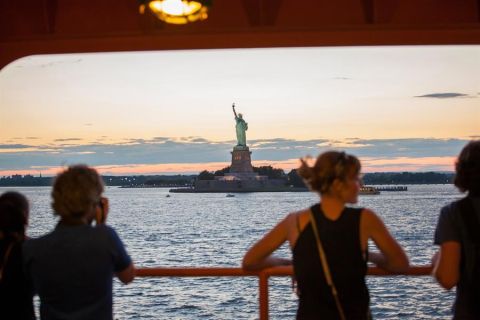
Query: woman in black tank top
[{"left": 243, "top": 151, "right": 409, "bottom": 319}]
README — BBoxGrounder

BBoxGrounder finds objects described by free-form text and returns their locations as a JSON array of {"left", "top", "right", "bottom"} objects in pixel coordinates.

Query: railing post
[{"left": 259, "top": 271, "right": 269, "bottom": 320}]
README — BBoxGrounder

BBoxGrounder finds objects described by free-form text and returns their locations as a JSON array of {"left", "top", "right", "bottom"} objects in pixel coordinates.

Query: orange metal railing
[{"left": 136, "top": 265, "right": 433, "bottom": 320}]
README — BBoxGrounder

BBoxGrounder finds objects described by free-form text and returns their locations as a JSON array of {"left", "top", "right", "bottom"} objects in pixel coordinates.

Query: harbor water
[{"left": 4, "top": 184, "right": 461, "bottom": 319}]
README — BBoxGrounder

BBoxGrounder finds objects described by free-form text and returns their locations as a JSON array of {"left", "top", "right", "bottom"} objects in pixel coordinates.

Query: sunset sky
[{"left": 0, "top": 45, "right": 478, "bottom": 176}]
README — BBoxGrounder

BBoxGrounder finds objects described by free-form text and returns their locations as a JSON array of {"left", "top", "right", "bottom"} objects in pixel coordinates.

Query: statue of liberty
[{"left": 232, "top": 103, "right": 248, "bottom": 147}]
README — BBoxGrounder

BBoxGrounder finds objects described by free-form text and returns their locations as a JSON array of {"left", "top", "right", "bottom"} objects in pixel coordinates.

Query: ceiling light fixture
[{"left": 139, "top": 0, "right": 211, "bottom": 25}]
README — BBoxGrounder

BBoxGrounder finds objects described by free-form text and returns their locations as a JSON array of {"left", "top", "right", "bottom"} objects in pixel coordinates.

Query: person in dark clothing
[
  {"left": 243, "top": 151, "right": 409, "bottom": 319},
  {"left": 23, "top": 165, "right": 135, "bottom": 320},
  {"left": 0, "top": 191, "right": 35, "bottom": 320},
  {"left": 433, "top": 140, "right": 480, "bottom": 319}
]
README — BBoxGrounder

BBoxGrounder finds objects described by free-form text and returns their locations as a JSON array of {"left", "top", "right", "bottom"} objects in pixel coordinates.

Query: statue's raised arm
[{"left": 232, "top": 103, "right": 238, "bottom": 118}]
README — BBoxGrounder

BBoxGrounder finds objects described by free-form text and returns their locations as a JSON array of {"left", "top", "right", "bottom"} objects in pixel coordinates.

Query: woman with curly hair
[
  {"left": 23, "top": 165, "right": 134, "bottom": 320},
  {"left": 433, "top": 140, "right": 480, "bottom": 319},
  {"left": 243, "top": 151, "right": 408, "bottom": 319}
]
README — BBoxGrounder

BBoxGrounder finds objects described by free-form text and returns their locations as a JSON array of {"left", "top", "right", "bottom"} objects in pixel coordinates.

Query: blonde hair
[
  {"left": 298, "top": 151, "right": 361, "bottom": 194},
  {"left": 51, "top": 165, "right": 104, "bottom": 218}
]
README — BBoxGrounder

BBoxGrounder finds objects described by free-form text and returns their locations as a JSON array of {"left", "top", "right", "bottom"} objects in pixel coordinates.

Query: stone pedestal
[
  {"left": 175, "top": 143, "right": 290, "bottom": 192},
  {"left": 230, "top": 146, "right": 254, "bottom": 173}
]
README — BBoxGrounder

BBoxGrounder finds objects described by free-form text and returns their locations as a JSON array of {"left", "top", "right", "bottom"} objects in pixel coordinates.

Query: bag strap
[{"left": 309, "top": 209, "right": 346, "bottom": 320}]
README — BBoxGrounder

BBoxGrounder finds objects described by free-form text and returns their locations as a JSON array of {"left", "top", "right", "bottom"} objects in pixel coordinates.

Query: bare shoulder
[
  {"left": 284, "top": 210, "right": 300, "bottom": 225},
  {"left": 292, "top": 208, "right": 311, "bottom": 217},
  {"left": 282, "top": 209, "right": 311, "bottom": 229},
  {"left": 286, "top": 208, "right": 312, "bottom": 247},
  {"left": 360, "top": 208, "right": 385, "bottom": 232},
  {"left": 277, "top": 211, "right": 299, "bottom": 231},
  {"left": 292, "top": 208, "right": 312, "bottom": 230},
  {"left": 361, "top": 208, "right": 381, "bottom": 223},
  {"left": 286, "top": 208, "right": 309, "bottom": 218}
]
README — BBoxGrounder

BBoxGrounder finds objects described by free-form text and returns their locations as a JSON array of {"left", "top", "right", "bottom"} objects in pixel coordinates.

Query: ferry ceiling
[{"left": 0, "top": 0, "right": 480, "bottom": 70}]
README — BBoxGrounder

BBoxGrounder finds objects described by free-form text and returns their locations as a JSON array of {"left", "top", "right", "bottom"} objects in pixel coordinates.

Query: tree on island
[
  {"left": 287, "top": 169, "right": 307, "bottom": 188},
  {"left": 214, "top": 167, "right": 230, "bottom": 176},
  {"left": 197, "top": 170, "right": 215, "bottom": 180},
  {"left": 253, "top": 166, "right": 286, "bottom": 179},
  {"left": 197, "top": 166, "right": 287, "bottom": 180}
]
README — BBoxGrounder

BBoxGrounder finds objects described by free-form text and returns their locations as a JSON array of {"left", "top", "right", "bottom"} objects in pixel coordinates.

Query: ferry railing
[{"left": 136, "top": 265, "right": 433, "bottom": 320}]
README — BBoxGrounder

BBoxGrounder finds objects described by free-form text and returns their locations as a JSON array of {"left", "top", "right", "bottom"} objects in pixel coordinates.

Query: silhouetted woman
[
  {"left": 433, "top": 140, "right": 480, "bottom": 319},
  {"left": 0, "top": 191, "right": 35, "bottom": 319},
  {"left": 243, "top": 151, "right": 409, "bottom": 319}
]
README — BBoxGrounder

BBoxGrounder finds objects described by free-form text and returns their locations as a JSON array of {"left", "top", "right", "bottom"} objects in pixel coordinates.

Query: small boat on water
[
  {"left": 226, "top": 194, "right": 235, "bottom": 197},
  {"left": 359, "top": 186, "right": 380, "bottom": 195},
  {"left": 166, "top": 194, "right": 171, "bottom": 197}
]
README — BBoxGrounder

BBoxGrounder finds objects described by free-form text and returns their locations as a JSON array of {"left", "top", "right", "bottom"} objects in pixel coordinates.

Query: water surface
[{"left": 3, "top": 185, "right": 460, "bottom": 319}]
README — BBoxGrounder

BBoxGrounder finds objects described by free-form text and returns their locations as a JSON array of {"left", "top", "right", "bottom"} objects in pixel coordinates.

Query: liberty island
[
  {"left": 170, "top": 104, "right": 300, "bottom": 193},
  {"left": 169, "top": 104, "right": 385, "bottom": 194}
]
